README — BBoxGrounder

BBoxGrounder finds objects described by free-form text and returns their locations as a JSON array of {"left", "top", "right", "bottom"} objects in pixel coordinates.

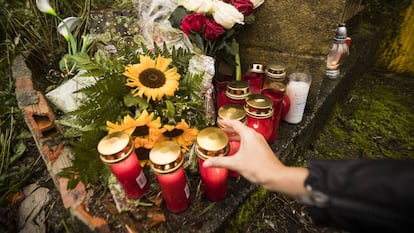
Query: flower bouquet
[
  {"left": 169, "top": 0, "right": 264, "bottom": 80},
  {"left": 55, "top": 41, "right": 215, "bottom": 189}
]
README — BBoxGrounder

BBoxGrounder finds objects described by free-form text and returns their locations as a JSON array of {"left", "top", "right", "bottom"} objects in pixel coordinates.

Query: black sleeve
[{"left": 304, "top": 159, "right": 414, "bottom": 233}]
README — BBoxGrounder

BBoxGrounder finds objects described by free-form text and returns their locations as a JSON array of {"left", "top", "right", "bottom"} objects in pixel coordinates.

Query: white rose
[
  {"left": 178, "top": 0, "right": 214, "bottom": 14},
  {"left": 212, "top": 1, "right": 244, "bottom": 29},
  {"left": 250, "top": 0, "right": 265, "bottom": 8}
]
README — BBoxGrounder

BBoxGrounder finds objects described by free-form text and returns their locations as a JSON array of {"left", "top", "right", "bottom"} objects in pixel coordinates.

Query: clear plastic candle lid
[{"left": 150, "top": 141, "right": 183, "bottom": 174}]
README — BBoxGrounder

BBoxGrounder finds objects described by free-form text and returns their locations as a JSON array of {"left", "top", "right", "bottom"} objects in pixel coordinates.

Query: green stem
[{"left": 233, "top": 39, "right": 241, "bottom": 81}]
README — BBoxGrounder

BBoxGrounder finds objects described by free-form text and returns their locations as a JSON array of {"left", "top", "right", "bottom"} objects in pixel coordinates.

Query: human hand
[{"left": 203, "top": 119, "right": 309, "bottom": 195}]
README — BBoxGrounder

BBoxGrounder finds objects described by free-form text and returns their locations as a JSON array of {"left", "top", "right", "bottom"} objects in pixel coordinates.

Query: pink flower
[
  {"left": 204, "top": 18, "right": 225, "bottom": 40},
  {"left": 180, "top": 13, "right": 206, "bottom": 35},
  {"left": 231, "top": 0, "right": 254, "bottom": 16}
]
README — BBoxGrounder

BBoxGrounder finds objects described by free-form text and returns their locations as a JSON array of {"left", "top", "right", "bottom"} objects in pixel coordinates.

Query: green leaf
[
  {"left": 10, "top": 140, "right": 26, "bottom": 164},
  {"left": 168, "top": 6, "right": 187, "bottom": 28},
  {"left": 165, "top": 100, "right": 175, "bottom": 119},
  {"left": 244, "top": 14, "right": 256, "bottom": 24},
  {"left": 124, "top": 93, "right": 147, "bottom": 108}
]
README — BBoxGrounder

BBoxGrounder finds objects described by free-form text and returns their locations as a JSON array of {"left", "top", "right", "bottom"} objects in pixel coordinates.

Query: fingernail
[{"left": 203, "top": 160, "right": 212, "bottom": 167}]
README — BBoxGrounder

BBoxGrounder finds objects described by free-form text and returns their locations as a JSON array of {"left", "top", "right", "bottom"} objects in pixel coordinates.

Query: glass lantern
[
  {"left": 243, "top": 63, "right": 265, "bottom": 94},
  {"left": 326, "top": 23, "right": 349, "bottom": 79}
]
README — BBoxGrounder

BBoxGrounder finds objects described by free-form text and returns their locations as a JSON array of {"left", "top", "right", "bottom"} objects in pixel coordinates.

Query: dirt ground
[{"left": 5, "top": 70, "right": 414, "bottom": 233}]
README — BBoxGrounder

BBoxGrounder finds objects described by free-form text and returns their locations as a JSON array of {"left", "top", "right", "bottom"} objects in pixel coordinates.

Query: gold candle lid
[
  {"left": 226, "top": 80, "right": 250, "bottom": 100},
  {"left": 149, "top": 141, "right": 183, "bottom": 174},
  {"left": 217, "top": 104, "right": 246, "bottom": 128},
  {"left": 196, "top": 127, "right": 229, "bottom": 159},
  {"left": 265, "top": 64, "right": 286, "bottom": 81},
  {"left": 244, "top": 94, "right": 274, "bottom": 119},
  {"left": 97, "top": 132, "right": 133, "bottom": 163}
]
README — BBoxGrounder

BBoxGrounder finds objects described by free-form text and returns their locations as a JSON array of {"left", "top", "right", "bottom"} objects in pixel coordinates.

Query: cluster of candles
[
  {"left": 96, "top": 64, "right": 312, "bottom": 213},
  {"left": 98, "top": 126, "right": 235, "bottom": 213},
  {"left": 217, "top": 63, "right": 312, "bottom": 143}
]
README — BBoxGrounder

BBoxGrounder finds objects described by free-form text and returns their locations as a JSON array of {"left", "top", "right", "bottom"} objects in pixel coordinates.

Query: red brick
[
  {"left": 58, "top": 177, "right": 86, "bottom": 209},
  {"left": 74, "top": 203, "right": 110, "bottom": 233},
  {"left": 15, "top": 77, "right": 34, "bottom": 95},
  {"left": 42, "top": 143, "right": 64, "bottom": 164}
]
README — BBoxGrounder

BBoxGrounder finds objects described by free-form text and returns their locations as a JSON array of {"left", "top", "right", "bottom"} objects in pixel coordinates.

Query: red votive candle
[
  {"left": 217, "top": 104, "right": 246, "bottom": 177},
  {"left": 244, "top": 94, "right": 274, "bottom": 142},
  {"left": 150, "top": 141, "right": 190, "bottom": 213},
  {"left": 242, "top": 63, "right": 264, "bottom": 94},
  {"left": 196, "top": 127, "right": 229, "bottom": 201},
  {"left": 98, "top": 132, "right": 149, "bottom": 199},
  {"left": 215, "top": 81, "right": 230, "bottom": 110},
  {"left": 261, "top": 88, "right": 284, "bottom": 142},
  {"left": 225, "top": 80, "right": 250, "bottom": 107}
]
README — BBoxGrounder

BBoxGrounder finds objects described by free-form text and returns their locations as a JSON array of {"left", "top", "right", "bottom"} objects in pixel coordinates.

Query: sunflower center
[
  {"left": 139, "top": 68, "right": 166, "bottom": 88},
  {"left": 163, "top": 129, "right": 184, "bottom": 138},
  {"left": 132, "top": 126, "right": 149, "bottom": 137}
]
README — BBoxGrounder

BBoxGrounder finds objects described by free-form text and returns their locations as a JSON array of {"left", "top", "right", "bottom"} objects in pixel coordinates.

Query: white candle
[{"left": 284, "top": 73, "right": 312, "bottom": 124}]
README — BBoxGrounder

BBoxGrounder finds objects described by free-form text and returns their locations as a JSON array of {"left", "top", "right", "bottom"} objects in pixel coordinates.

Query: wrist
[{"left": 264, "top": 166, "right": 310, "bottom": 196}]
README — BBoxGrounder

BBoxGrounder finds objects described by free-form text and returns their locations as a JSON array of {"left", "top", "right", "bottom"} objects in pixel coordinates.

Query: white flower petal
[
  {"left": 250, "top": 0, "right": 265, "bottom": 9},
  {"left": 178, "top": 0, "right": 214, "bottom": 14},
  {"left": 212, "top": 1, "right": 244, "bottom": 29},
  {"left": 36, "top": 0, "right": 57, "bottom": 16},
  {"left": 58, "top": 17, "right": 80, "bottom": 40}
]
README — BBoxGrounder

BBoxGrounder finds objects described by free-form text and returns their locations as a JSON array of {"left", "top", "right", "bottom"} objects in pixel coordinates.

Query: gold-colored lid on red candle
[
  {"left": 226, "top": 80, "right": 250, "bottom": 100},
  {"left": 149, "top": 141, "right": 183, "bottom": 174},
  {"left": 265, "top": 64, "right": 286, "bottom": 81},
  {"left": 217, "top": 104, "right": 246, "bottom": 128},
  {"left": 244, "top": 94, "right": 274, "bottom": 119},
  {"left": 196, "top": 127, "right": 229, "bottom": 160},
  {"left": 97, "top": 132, "right": 134, "bottom": 164}
]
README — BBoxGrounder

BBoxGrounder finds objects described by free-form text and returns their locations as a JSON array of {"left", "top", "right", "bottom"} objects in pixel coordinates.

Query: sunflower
[
  {"left": 158, "top": 119, "right": 199, "bottom": 151},
  {"left": 106, "top": 110, "right": 163, "bottom": 148},
  {"left": 106, "top": 114, "right": 137, "bottom": 135},
  {"left": 124, "top": 55, "right": 181, "bottom": 102}
]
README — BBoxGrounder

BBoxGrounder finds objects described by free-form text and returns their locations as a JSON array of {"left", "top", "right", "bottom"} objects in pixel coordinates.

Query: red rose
[
  {"left": 231, "top": 0, "right": 254, "bottom": 16},
  {"left": 204, "top": 18, "right": 225, "bottom": 40},
  {"left": 180, "top": 13, "right": 206, "bottom": 35}
]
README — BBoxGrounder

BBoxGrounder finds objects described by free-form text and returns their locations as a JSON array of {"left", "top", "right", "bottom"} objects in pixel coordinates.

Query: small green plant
[
  {"left": 0, "top": 69, "right": 41, "bottom": 206},
  {"left": 35, "top": 0, "right": 93, "bottom": 78}
]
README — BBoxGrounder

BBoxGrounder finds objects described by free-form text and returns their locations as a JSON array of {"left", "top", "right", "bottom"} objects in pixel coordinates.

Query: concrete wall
[{"left": 238, "top": 0, "right": 346, "bottom": 76}]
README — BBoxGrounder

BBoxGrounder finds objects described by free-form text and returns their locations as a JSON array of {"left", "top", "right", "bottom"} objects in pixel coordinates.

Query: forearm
[{"left": 263, "top": 166, "right": 309, "bottom": 196}]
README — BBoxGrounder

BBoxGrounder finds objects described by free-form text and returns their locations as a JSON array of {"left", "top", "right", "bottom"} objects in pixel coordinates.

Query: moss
[
  {"left": 224, "top": 187, "right": 268, "bottom": 232},
  {"left": 376, "top": 1, "right": 414, "bottom": 75},
  {"left": 309, "top": 72, "right": 414, "bottom": 161}
]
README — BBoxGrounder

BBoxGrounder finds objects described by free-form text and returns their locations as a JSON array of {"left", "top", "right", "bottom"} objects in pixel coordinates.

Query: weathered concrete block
[{"left": 239, "top": 0, "right": 345, "bottom": 72}]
